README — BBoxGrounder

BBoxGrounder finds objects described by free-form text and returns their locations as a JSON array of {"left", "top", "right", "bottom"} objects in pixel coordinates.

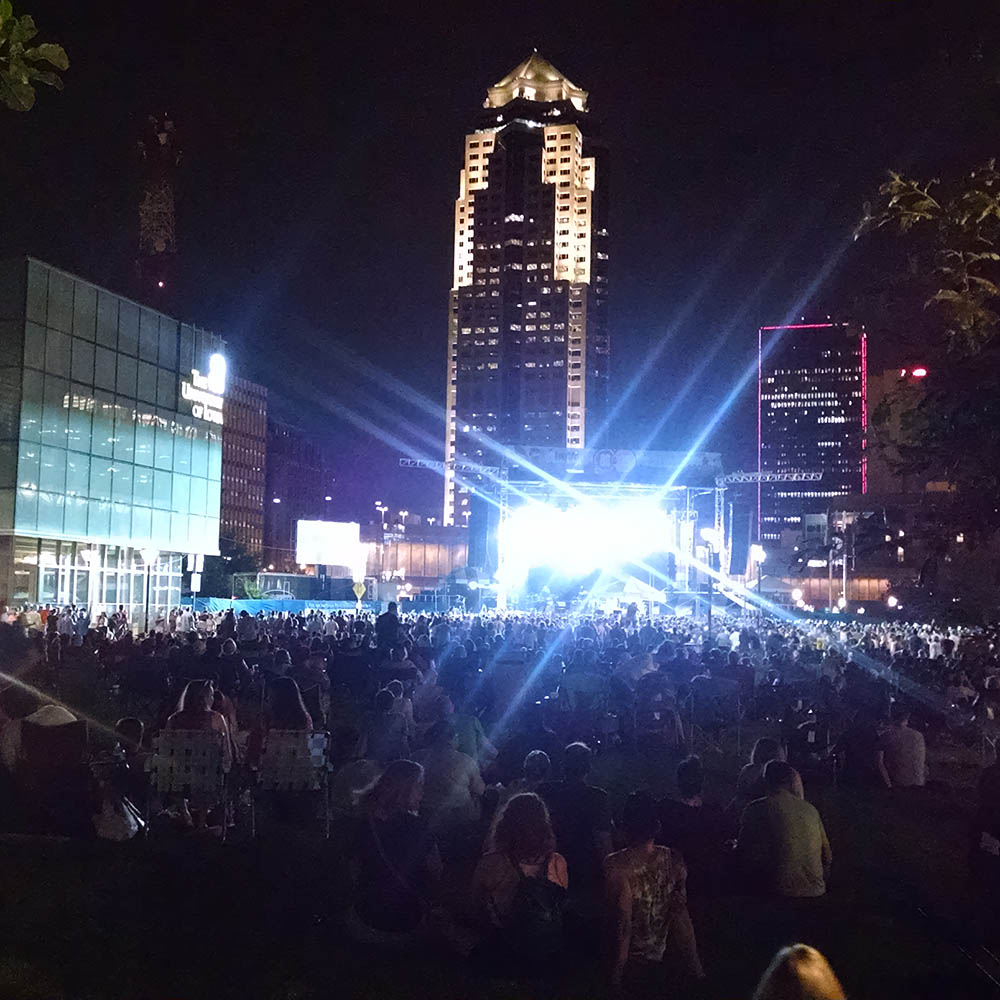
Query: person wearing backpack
[{"left": 471, "top": 791, "right": 568, "bottom": 975}]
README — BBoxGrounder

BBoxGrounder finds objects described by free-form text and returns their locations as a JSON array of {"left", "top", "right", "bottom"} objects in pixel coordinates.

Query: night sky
[{"left": 3, "top": 1, "right": 999, "bottom": 520}]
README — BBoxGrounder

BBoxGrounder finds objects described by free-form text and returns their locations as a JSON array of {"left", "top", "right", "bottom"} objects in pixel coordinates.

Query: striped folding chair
[
  {"left": 148, "top": 728, "right": 228, "bottom": 839},
  {"left": 251, "top": 730, "right": 330, "bottom": 838}
]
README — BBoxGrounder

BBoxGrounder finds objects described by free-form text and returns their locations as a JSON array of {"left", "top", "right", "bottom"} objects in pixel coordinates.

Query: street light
[{"left": 139, "top": 547, "right": 160, "bottom": 635}]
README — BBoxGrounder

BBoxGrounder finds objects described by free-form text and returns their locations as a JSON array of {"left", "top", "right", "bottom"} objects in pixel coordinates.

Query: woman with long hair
[
  {"left": 247, "top": 676, "right": 312, "bottom": 767},
  {"left": 167, "top": 679, "right": 231, "bottom": 774},
  {"left": 752, "top": 944, "right": 845, "bottom": 1000},
  {"left": 349, "top": 760, "right": 442, "bottom": 942},
  {"left": 473, "top": 791, "right": 568, "bottom": 928},
  {"left": 267, "top": 676, "right": 312, "bottom": 731}
]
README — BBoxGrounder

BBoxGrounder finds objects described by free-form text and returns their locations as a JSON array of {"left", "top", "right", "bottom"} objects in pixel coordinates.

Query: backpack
[{"left": 501, "top": 856, "right": 567, "bottom": 965}]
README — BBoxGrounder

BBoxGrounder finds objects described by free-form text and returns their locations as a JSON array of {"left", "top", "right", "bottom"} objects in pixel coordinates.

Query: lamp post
[{"left": 139, "top": 548, "right": 160, "bottom": 635}]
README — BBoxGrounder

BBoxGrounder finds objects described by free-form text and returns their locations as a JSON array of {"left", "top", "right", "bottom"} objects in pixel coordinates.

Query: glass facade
[{"left": 0, "top": 257, "right": 225, "bottom": 617}]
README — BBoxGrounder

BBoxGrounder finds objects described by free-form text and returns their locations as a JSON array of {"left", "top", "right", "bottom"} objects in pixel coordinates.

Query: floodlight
[{"left": 791, "top": 588, "right": 803, "bottom": 602}]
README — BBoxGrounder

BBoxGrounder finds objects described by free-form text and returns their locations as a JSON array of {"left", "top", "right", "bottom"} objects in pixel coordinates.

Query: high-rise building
[
  {"left": 263, "top": 417, "right": 335, "bottom": 571},
  {"left": 757, "top": 320, "right": 867, "bottom": 541},
  {"left": 0, "top": 257, "right": 225, "bottom": 621},
  {"left": 442, "top": 53, "right": 610, "bottom": 525},
  {"left": 136, "top": 114, "right": 180, "bottom": 303},
  {"left": 221, "top": 375, "right": 267, "bottom": 558}
]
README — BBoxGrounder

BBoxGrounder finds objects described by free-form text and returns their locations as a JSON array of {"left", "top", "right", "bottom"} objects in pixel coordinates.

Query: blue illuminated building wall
[{"left": 0, "top": 257, "right": 225, "bottom": 617}]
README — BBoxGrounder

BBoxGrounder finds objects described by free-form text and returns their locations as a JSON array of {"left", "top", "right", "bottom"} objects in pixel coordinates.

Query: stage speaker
[
  {"left": 467, "top": 491, "right": 499, "bottom": 575},
  {"left": 728, "top": 499, "right": 753, "bottom": 576}
]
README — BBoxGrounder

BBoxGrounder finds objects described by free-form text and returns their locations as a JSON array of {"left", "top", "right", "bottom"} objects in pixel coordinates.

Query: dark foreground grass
[{"left": 0, "top": 733, "right": 996, "bottom": 999}]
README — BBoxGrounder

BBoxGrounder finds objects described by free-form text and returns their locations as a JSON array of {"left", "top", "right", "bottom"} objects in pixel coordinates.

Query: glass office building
[{"left": 0, "top": 257, "right": 225, "bottom": 620}]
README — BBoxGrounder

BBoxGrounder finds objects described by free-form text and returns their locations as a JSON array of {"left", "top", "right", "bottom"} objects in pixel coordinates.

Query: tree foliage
[
  {"left": 856, "top": 162, "right": 1000, "bottom": 536},
  {"left": 0, "top": 1, "right": 67, "bottom": 112},
  {"left": 198, "top": 540, "right": 263, "bottom": 599}
]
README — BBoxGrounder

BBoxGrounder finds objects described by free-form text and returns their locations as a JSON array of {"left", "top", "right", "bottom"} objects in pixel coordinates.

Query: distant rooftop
[{"left": 485, "top": 51, "right": 588, "bottom": 112}]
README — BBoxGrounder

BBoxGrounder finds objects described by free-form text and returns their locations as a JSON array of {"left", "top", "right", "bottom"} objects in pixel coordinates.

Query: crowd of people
[{"left": 1, "top": 598, "right": 999, "bottom": 995}]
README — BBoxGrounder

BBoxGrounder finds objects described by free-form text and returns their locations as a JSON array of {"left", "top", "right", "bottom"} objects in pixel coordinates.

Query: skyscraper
[
  {"left": 757, "top": 321, "right": 867, "bottom": 541},
  {"left": 221, "top": 375, "right": 268, "bottom": 558},
  {"left": 442, "top": 53, "right": 610, "bottom": 525}
]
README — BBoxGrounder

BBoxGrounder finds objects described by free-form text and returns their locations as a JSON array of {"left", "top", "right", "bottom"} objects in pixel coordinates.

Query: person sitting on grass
[
  {"left": 414, "top": 719, "right": 485, "bottom": 834},
  {"left": 348, "top": 759, "right": 442, "bottom": 944},
  {"left": 537, "top": 742, "right": 614, "bottom": 893},
  {"left": 359, "top": 687, "right": 410, "bottom": 766},
  {"left": 730, "top": 737, "right": 784, "bottom": 818},
  {"left": 737, "top": 760, "right": 831, "bottom": 898},
  {"left": 658, "top": 755, "right": 728, "bottom": 896},
  {"left": 471, "top": 791, "right": 568, "bottom": 975},
  {"left": 603, "top": 791, "right": 704, "bottom": 995},
  {"left": 502, "top": 749, "right": 552, "bottom": 802}
]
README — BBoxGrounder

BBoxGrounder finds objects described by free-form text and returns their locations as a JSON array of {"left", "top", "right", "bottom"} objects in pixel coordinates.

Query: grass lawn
[{"left": 0, "top": 725, "right": 995, "bottom": 998}]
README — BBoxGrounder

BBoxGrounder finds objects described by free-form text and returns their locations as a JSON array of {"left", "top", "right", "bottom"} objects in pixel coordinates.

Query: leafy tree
[
  {"left": 0, "top": 1, "right": 67, "bottom": 112},
  {"left": 197, "top": 540, "right": 262, "bottom": 599},
  {"left": 856, "top": 162, "right": 1000, "bottom": 539}
]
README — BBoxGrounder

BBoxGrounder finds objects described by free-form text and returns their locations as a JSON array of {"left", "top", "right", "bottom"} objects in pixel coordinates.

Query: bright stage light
[
  {"left": 498, "top": 499, "right": 675, "bottom": 587},
  {"left": 700, "top": 526, "right": 721, "bottom": 548},
  {"left": 750, "top": 544, "right": 766, "bottom": 564},
  {"left": 791, "top": 588, "right": 803, "bottom": 602},
  {"left": 887, "top": 595, "right": 898, "bottom": 609}
]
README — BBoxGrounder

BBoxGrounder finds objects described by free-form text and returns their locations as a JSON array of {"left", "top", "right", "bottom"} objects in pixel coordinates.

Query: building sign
[{"left": 180, "top": 353, "right": 226, "bottom": 425}]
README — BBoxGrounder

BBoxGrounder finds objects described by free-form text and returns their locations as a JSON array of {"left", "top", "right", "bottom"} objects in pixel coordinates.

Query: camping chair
[
  {"left": 557, "top": 672, "right": 618, "bottom": 746},
  {"left": 147, "top": 728, "right": 229, "bottom": 840},
  {"left": 251, "top": 730, "right": 330, "bottom": 838},
  {"left": 635, "top": 694, "right": 685, "bottom": 751}
]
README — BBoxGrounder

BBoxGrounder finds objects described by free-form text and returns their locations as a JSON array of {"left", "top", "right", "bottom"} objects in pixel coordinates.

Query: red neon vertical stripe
[
  {"left": 757, "top": 326, "right": 763, "bottom": 538},
  {"left": 860, "top": 330, "right": 868, "bottom": 493}
]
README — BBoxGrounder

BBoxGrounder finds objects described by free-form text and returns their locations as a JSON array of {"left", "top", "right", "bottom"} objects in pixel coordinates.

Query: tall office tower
[
  {"left": 757, "top": 320, "right": 867, "bottom": 541},
  {"left": 220, "top": 375, "right": 268, "bottom": 558},
  {"left": 263, "top": 417, "right": 335, "bottom": 572},
  {"left": 136, "top": 114, "right": 180, "bottom": 303},
  {"left": 442, "top": 53, "right": 610, "bottom": 526}
]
